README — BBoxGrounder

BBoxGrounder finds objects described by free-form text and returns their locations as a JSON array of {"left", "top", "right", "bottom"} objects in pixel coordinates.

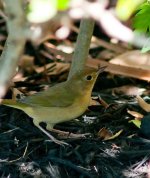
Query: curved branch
[
  {"left": 0, "top": 0, "right": 27, "bottom": 98},
  {"left": 68, "top": 18, "right": 94, "bottom": 79}
]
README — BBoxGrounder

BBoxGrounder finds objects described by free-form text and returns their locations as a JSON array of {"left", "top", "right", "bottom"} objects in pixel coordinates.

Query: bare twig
[
  {"left": 68, "top": 18, "right": 94, "bottom": 79},
  {"left": 0, "top": 0, "right": 27, "bottom": 98},
  {"left": 71, "top": 25, "right": 126, "bottom": 54}
]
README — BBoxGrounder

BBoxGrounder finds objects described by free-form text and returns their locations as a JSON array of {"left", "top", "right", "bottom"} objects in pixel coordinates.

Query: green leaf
[
  {"left": 57, "top": 0, "right": 70, "bottom": 10},
  {"left": 129, "top": 119, "right": 141, "bottom": 128},
  {"left": 139, "top": 37, "right": 150, "bottom": 52},
  {"left": 141, "top": 46, "right": 150, "bottom": 52},
  {"left": 116, "top": 0, "right": 145, "bottom": 21},
  {"left": 133, "top": 2, "right": 150, "bottom": 34}
]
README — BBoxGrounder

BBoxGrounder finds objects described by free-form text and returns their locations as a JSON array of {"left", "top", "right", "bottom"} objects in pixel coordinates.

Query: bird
[{"left": 1, "top": 66, "right": 106, "bottom": 144}]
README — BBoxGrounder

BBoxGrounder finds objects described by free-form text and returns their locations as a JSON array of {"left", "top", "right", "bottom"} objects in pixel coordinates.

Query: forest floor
[{"left": 0, "top": 21, "right": 150, "bottom": 178}]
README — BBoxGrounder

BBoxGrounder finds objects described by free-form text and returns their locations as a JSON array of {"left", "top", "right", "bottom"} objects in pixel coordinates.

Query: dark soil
[{"left": 0, "top": 73, "right": 150, "bottom": 178}]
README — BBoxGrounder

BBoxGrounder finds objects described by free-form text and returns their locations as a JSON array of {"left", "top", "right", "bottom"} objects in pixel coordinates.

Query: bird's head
[{"left": 69, "top": 66, "right": 106, "bottom": 94}]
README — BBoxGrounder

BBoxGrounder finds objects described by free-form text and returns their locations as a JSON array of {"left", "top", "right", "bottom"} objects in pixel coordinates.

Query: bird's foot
[
  {"left": 38, "top": 125, "right": 68, "bottom": 145},
  {"left": 51, "top": 128, "right": 90, "bottom": 139}
]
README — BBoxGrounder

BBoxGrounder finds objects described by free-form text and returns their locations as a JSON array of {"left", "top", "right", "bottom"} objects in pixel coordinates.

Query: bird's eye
[{"left": 86, "top": 75, "right": 93, "bottom": 81}]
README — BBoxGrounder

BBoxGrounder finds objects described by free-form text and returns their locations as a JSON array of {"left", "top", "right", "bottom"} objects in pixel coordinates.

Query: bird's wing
[{"left": 20, "top": 82, "right": 75, "bottom": 107}]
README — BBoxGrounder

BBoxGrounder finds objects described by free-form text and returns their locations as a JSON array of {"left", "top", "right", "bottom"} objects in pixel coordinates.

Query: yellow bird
[{"left": 1, "top": 67, "right": 106, "bottom": 144}]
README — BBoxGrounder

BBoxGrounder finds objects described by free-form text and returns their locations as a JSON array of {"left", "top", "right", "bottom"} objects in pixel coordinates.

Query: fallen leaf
[
  {"left": 35, "top": 62, "right": 70, "bottom": 75},
  {"left": 127, "top": 109, "right": 143, "bottom": 119},
  {"left": 129, "top": 119, "right": 141, "bottom": 128},
  {"left": 42, "top": 45, "right": 150, "bottom": 81},
  {"left": 137, "top": 96, "right": 150, "bottom": 112},
  {"left": 87, "top": 59, "right": 150, "bottom": 81},
  {"left": 104, "top": 129, "right": 123, "bottom": 141},
  {"left": 98, "top": 127, "right": 113, "bottom": 140},
  {"left": 110, "top": 50, "right": 150, "bottom": 70},
  {"left": 127, "top": 109, "right": 143, "bottom": 128},
  {"left": 98, "top": 127, "right": 123, "bottom": 140},
  {"left": 113, "top": 85, "right": 145, "bottom": 96}
]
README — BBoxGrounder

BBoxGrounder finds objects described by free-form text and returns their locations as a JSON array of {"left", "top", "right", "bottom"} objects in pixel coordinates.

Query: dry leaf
[
  {"left": 42, "top": 44, "right": 150, "bottom": 81},
  {"left": 110, "top": 50, "right": 150, "bottom": 70},
  {"left": 98, "top": 127, "right": 123, "bottom": 140},
  {"left": 104, "top": 129, "right": 123, "bottom": 141},
  {"left": 35, "top": 62, "right": 70, "bottom": 75},
  {"left": 127, "top": 109, "right": 143, "bottom": 128},
  {"left": 127, "top": 109, "right": 143, "bottom": 119},
  {"left": 87, "top": 59, "right": 150, "bottom": 81},
  {"left": 137, "top": 96, "right": 150, "bottom": 112},
  {"left": 113, "top": 85, "right": 145, "bottom": 96},
  {"left": 98, "top": 127, "right": 113, "bottom": 140}
]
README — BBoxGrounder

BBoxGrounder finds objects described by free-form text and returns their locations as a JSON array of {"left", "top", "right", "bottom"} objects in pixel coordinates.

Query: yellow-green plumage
[{"left": 2, "top": 67, "right": 105, "bottom": 131}]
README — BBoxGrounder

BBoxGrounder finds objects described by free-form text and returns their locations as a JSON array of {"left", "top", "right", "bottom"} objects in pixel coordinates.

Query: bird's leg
[
  {"left": 47, "top": 125, "right": 90, "bottom": 138},
  {"left": 38, "top": 125, "right": 69, "bottom": 145},
  {"left": 33, "top": 120, "right": 68, "bottom": 145}
]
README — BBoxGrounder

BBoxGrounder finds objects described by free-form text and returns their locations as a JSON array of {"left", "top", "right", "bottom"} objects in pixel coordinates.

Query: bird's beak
[{"left": 97, "top": 66, "right": 107, "bottom": 75}]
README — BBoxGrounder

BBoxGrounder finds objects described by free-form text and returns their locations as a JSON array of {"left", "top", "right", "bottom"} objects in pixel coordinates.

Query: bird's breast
[{"left": 25, "top": 95, "right": 90, "bottom": 125}]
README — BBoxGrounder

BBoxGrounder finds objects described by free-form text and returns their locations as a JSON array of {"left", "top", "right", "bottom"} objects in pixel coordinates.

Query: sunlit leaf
[
  {"left": 129, "top": 119, "right": 141, "bottom": 128},
  {"left": 141, "top": 38, "right": 150, "bottom": 52},
  {"left": 116, "top": 0, "right": 145, "bottom": 21},
  {"left": 57, "top": 0, "right": 70, "bottom": 10},
  {"left": 137, "top": 96, "right": 150, "bottom": 112},
  {"left": 133, "top": 2, "right": 150, "bottom": 34}
]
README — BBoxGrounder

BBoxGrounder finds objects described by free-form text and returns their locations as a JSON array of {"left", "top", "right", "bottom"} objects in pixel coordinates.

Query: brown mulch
[{"left": 1, "top": 73, "right": 150, "bottom": 178}]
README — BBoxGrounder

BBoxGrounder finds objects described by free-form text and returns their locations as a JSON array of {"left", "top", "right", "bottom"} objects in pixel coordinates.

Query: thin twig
[
  {"left": 0, "top": 0, "right": 27, "bottom": 98},
  {"left": 68, "top": 18, "right": 95, "bottom": 79}
]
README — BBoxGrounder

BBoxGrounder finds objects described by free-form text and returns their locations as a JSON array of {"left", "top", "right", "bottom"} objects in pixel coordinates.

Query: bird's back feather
[{"left": 19, "top": 81, "right": 76, "bottom": 107}]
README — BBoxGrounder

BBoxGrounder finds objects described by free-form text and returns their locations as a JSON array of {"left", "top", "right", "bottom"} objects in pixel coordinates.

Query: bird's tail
[{"left": 1, "top": 99, "right": 28, "bottom": 111}]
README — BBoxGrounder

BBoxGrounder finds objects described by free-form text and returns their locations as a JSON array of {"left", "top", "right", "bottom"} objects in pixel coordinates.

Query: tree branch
[
  {"left": 68, "top": 18, "right": 95, "bottom": 79},
  {"left": 0, "top": 0, "right": 27, "bottom": 98}
]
